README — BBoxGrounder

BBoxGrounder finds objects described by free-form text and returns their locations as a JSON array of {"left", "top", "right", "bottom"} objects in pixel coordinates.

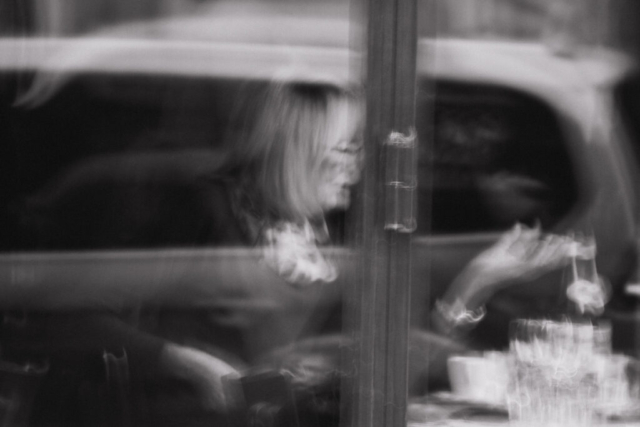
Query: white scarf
[{"left": 261, "top": 219, "right": 337, "bottom": 287}]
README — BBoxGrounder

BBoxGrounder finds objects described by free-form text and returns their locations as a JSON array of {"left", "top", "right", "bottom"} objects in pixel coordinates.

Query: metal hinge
[{"left": 384, "top": 128, "right": 417, "bottom": 233}]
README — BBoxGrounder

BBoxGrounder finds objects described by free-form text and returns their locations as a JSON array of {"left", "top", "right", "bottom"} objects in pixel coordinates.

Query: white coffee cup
[{"left": 447, "top": 354, "right": 508, "bottom": 404}]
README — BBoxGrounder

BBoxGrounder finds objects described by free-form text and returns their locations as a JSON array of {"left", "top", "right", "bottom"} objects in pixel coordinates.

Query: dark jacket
[{"left": 1, "top": 153, "right": 254, "bottom": 426}]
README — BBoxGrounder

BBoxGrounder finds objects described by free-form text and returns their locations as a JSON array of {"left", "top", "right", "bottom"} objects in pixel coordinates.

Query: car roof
[
  {"left": 2, "top": 38, "right": 632, "bottom": 86},
  {"left": 0, "top": 2, "right": 635, "bottom": 103},
  {"left": 424, "top": 38, "right": 635, "bottom": 92}
]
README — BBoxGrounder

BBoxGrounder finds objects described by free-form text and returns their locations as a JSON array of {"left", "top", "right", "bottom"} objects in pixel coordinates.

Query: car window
[
  {"left": 5, "top": 75, "right": 581, "bottom": 248},
  {"left": 615, "top": 73, "right": 640, "bottom": 166},
  {"left": 0, "top": 74, "right": 237, "bottom": 250},
  {"left": 0, "top": 74, "right": 350, "bottom": 252},
  {"left": 416, "top": 80, "right": 579, "bottom": 235}
]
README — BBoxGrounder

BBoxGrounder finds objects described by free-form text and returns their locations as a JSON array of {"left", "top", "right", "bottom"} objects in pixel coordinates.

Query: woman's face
[{"left": 317, "top": 99, "right": 363, "bottom": 213}]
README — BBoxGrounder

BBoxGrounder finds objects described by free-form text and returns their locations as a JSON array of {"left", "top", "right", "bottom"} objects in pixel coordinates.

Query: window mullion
[{"left": 343, "top": 0, "right": 419, "bottom": 426}]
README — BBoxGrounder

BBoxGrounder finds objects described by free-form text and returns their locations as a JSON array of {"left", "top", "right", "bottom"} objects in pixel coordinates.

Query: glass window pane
[
  {"left": 411, "top": 2, "right": 640, "bottom": 425},
  {"left": 0, "top": 3, "right": 367, "bottom": 427}
]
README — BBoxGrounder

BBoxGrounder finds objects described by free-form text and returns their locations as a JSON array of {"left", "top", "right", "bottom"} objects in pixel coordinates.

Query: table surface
[
  {"left": 409, "top": 423, "right": 640, "bottom": 427},
  {"left": 407, "top": 394, "right": 640, "bottom": 427}
]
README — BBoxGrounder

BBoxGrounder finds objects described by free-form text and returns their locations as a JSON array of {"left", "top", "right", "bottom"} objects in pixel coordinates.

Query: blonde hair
[{"left": 230, "top": 80, "right": 361, "bottom": 221}]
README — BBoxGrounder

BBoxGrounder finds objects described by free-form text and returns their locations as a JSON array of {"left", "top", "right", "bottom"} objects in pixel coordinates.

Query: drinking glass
[{"left": 507, "top": 319, "right": 600, "bottom": 427}]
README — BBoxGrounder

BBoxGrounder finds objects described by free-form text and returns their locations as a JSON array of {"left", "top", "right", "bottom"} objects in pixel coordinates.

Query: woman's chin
[{"left": 321, "top": 193, "right": 351, "bottom": 213}]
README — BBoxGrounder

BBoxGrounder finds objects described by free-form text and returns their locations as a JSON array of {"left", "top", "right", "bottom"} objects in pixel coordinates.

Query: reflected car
[{"left": 0, "top": 2, "right": 639, "bottom": 361}]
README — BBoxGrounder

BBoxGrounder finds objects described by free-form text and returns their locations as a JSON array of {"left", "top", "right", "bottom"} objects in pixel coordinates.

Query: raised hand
[{"left": 470, "top": 223, "right": 577, "bottom": 286}]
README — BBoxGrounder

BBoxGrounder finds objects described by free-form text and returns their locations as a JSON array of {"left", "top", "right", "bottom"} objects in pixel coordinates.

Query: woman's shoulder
[{"left": 197, "top": 175, "right": 255, "bottom": 246}]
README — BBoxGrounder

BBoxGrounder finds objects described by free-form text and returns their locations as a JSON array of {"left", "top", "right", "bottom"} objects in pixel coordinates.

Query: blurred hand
[
  {"left": 467, "top": 223, "right": 576, "bottom": 292},
  {"left": 436, "top": 223, "right": 590, "bottom": 335},
  {"left": 160, "top": 343, "right": 240, "bottom": 412}
]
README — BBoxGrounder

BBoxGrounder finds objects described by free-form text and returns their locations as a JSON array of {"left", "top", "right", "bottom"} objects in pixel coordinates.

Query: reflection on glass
[{"left": 0, "top": 2, "right": 363, "bottom": 426}]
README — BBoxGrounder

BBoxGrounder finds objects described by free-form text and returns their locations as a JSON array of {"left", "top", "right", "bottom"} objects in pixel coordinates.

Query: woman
[
  {"left": 2, "top": 78, "right": 364, "bottom": 425},
  {"left": 222, "top": 79, "right": 363, "bottom": 285}
]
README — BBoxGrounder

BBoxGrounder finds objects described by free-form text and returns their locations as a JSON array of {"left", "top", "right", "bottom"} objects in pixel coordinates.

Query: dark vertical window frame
[{"left": 343, "top": 0, "right": 420, "bottom": 426}]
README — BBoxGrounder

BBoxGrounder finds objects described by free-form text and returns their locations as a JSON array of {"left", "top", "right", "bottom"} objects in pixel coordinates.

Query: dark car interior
[
  {"left": 416, "top": 79, "right": 579, "bottom": 235},
  {"left": 0, "top": 73, "right": 357, "bottom": 253},
  {"left": 0, "top": 71, "right": 580, "bottom": 253}
]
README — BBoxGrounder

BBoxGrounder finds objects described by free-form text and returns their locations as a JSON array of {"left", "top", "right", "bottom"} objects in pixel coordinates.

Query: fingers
[
  {"left": 512, "top": 230, "right": 595, "bottom": 283},
  {"left": 503, "top": 222, "right": 542, "bottom": 259},
  {"left": 503, "top": 220, "right": 573, "bottom": 262},
  {"left": 527, "top": 234, "right": 573, "bottom": 269},
  {"left": 574, "top": 238, "right": 597, "bottom": 259},
  {"left": 492, "top": 222, "right": 523, "bottom": 249},
  {"left": 476, "top": 222, "right": 596, "bottom": 286}
]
